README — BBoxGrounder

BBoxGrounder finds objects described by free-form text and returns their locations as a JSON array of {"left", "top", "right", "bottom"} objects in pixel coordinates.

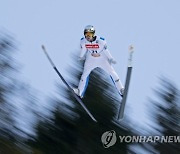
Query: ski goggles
[{"left": 84, "top": 32, "right": 94, "bottom": 37}]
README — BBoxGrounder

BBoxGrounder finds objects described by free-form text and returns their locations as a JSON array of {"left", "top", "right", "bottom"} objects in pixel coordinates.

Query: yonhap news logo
[
  {"left": 101, "top": 130, "right": 180, "bottom": 148},
  {"left": 101, "top": 130, "right": 117, "bottom": 148}
]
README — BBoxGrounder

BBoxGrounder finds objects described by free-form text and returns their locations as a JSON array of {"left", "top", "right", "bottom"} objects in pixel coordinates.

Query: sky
[{"left": 1, "top": 0, "right": 180, "bottom": 130}]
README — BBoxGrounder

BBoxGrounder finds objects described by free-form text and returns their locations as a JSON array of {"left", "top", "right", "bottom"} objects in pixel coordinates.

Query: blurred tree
[
  {"left": 0, "top": 34, "right": 16, "bottom": 129},
  {"left": 0, "top": 34, "right": 21, "bottom": 151},
  {"left": 153, "top": 79, "right": 180, "bottom": 154},
  {"left": 0, "top": 33, "right": 34, "bottom": 153},
  {"left": 29, "top": 55, "right": 136, "bottom": 154},
  {"left": 143, "top": 78, "right": 180, "bottom": 154}
]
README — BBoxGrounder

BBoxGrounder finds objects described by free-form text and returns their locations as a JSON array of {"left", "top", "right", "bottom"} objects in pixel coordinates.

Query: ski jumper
[{"left": 78, "top": 36, "right": 124, "bottom": 97}]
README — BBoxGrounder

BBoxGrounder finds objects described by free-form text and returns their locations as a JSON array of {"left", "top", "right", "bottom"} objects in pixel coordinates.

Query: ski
[
  {"left": 41, "top": 45, "right": 97, "bottom": 122},
  {"left": 117, "top": 46, "right": 134, "bottom": 120}
]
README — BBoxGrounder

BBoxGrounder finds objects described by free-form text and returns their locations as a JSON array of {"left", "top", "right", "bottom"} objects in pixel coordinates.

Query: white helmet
[{"left": 84, "top": 25, "right": 95, "bottom": 35}]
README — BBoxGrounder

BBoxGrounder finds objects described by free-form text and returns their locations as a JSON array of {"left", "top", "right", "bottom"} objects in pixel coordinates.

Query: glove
[
  {"left": 78, "top": 56, "right": 85, "bottom": 61},
  {"left": 108, "top": 58, "right": 117, "bottom": 64}
]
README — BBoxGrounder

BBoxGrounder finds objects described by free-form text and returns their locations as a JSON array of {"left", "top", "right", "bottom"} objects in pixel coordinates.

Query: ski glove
[
  {"left": 78, "top": 57, "right": 85, "bottom": 61},
  {"left": 108, "top": 58, "right": 117, "bottom": 64}
]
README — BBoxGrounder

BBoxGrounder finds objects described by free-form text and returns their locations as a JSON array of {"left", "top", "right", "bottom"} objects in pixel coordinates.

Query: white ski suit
[{"left": 78, "top": 36, "right": 124, "bottom": 97}]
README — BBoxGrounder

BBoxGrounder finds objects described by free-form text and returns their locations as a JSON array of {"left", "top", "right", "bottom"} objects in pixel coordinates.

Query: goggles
[{"left": 84, "top": 32, "right": 94, "bottom": 37}]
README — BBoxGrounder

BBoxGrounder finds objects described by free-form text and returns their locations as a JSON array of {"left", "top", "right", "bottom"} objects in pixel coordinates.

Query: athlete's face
[{"left": 85, "top": 32, "right": 94, "bottom": 42}]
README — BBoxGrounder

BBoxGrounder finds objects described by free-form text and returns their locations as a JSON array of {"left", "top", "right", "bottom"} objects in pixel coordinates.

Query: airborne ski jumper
[
  {"left": 74, "top": 25, "right": 124, "bottom": 98},
  {"left": 41, "top": 25, "right": 134, "bottom": 122}
]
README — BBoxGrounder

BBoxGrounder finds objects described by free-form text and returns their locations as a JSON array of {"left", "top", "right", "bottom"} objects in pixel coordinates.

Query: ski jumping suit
[{"left": 78, "top": 36, "right": 124, "bottom": 97}]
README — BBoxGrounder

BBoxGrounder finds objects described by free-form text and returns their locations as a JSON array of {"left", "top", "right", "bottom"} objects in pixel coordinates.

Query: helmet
[{"left": 84, "top": 25, "right": 95, "bottom": 35}]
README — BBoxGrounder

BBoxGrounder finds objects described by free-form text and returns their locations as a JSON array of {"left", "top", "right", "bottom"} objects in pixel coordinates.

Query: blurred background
[{"left": 0, "top": 0, "right": 180, "bottom": 153}]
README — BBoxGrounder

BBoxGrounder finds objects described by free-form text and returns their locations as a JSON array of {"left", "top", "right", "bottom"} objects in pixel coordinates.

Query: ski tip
[
  {"left": 128, "top": 45, "right": 134, "bottom": 52},
  {"left": 41, "top": 45, "right": 45, "bottom": 50}
]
